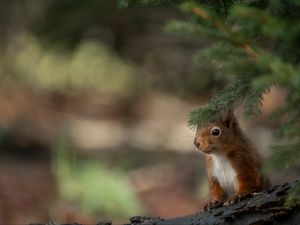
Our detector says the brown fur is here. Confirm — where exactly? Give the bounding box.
[194,110,269,209]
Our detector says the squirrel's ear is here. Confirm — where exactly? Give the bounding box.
[220,109,236,129]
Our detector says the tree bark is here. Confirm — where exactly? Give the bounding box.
[33,177,300,225]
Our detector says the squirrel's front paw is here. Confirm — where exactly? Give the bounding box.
[202,200,223,211]
[224,193,252,206]
[224,195,239,206]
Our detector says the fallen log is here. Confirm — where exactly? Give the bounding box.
[32,177,300,225]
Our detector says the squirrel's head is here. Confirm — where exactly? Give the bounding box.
[194,109,239,154]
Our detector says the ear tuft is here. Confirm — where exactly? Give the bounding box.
[221,109,236,129]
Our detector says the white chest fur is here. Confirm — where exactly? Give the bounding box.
[211,154,237,196]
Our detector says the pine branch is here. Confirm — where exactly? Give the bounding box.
[165,20,227,41]
[184,3,260,59]
[188,75,250,127]
[244,84,270,117]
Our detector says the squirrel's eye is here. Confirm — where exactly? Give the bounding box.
[211,126,221,136]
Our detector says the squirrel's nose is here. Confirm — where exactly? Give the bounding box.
[194,138,200,148]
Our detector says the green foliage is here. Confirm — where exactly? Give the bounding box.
[52,134,143,219]
[188,75,251,127]
[185,2,300,188]
[169,1,300,135]
[0,35,137,95]
[165,20,227,41]
[285,182,300,207]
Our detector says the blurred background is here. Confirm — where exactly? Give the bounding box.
[0,1,298,224]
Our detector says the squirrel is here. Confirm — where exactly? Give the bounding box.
[194,109,269,210]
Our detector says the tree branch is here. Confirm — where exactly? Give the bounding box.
[190,6,259,60]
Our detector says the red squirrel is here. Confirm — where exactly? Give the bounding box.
[194,110,269,210]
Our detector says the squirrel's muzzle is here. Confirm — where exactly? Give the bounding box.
[194,138,200,148]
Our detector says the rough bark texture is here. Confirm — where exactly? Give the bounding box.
[31,177,300,225]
